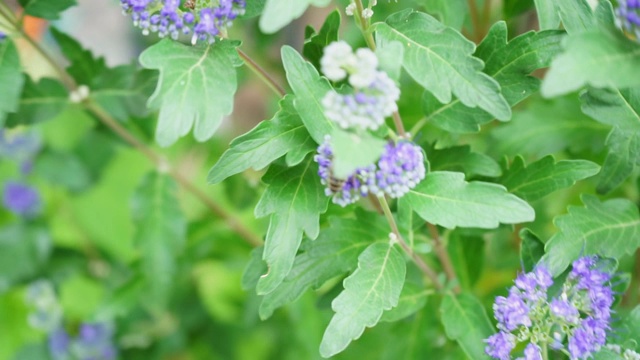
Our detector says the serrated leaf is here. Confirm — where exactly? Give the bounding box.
[375,10,511,121]
[520,228,545,272]
[420,0,468,30]
[500,155,600,201]
[259,0,331,34]
[541,195,640,276]
[303,10,340,71]
[319,242,406,358]
[404,171,534,229]
[6,77,68,126]
[281,45,334,144]
[0,40,24,127]
[534,0,560,29]
[440,293,493,360]
[596,128,640,193]
[380,281,429,323]
[50,27,106,85]
[208,95,315,184]
[91,64,157,122]
[421,22,564,133]
[331,129,386,179]
[131,172,186,306]
[18,0,76,19]
[542,29,640,98]
[139,40,242,146]
[254,157,329,294]
[259,211,388,319]
[427,144,502,177]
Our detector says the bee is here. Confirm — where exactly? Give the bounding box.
[185,0,196,10]
[327,166,346,193]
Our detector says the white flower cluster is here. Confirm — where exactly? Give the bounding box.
[345,0,377,19]
[320,41,400,131]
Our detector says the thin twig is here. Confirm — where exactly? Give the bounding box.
[377,196,443,290]
[236,48,286,98]
[428,223,460,293]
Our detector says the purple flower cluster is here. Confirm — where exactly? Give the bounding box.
[617,0,640,39]
[120,0,246,43]
[1,130,42,217]
[315,136,425,206]
[0,31,6,40]
[485,256,614,360]
[49,323,117,360]
[3,181,40,217]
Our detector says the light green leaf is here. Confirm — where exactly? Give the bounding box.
[422,22,563,133]
[375,40,404,82]
[380,281,429,323]
[0,225,50,289]
[440,293,493,360]
[542,29,640,98]
[520,228,545,272]
[259,0,331,34]
[319,242,406,358]
[254,157,329,294]
[303,10,340,71]
[259,211,387,319]
[139,40,242,146]
[500,155,600,201]
[5,77,68,126]
[331,129,386,179]
[427,144,502,177]
[375,10,511,121]
[244,0,266,17]
[281,45,334,144]
[132,172,186,306]
[593,349,625,360]
[418,0,468,30]
[50,27,106,85]
[0,40,24,127]
[542,195,640,276]
[208,95,315,184]
[18,0,76,20]
[534,0,560,30]
[404,171,535,229]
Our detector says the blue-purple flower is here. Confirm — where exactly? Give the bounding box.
[0,31,6,40]
[48,327,70,360]
[3,181,41,217]
[617,0,640,39]
[485,256,615,359]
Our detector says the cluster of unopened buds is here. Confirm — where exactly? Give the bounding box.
[617,0,640,40]
[120,0,246,44]
[485,256,633,360]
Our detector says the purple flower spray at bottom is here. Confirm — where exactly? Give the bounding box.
[485,256,615,360]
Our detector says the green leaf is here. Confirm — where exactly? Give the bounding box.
[500,155,600,201]
[5,77,68,126]
[208,95,315,184]
[555,0,598,34]
[440,293,493,360]
[504,0,534,18]
[330,129,386,179]
[520,228,545,272]
[281,45,334,144]
[534,0,560,29]
[18,0,76,20]
[131,172,186,306]
[427,144,502,178]
[404,171,535,229]
[375,40,404,82]
[380,281,429,323]
[303,10,340,71]
[91,64,157,122]
[542,29,640,98]
[375,10,511,121]
[244,0,266,17]
[0,40,24,127]
[0,225,50,289]
[593,349,625,360]
[50,27,106,85]
[581,87,640,193]
[254,157,329,294]
[319,242,406,358]
[259,211,388,319]
[259,0,331,34]
[422,22,564,133]
[139,40,242,146]
[448,232,485,289]
[419,0,468,30]
[542,195,640,276]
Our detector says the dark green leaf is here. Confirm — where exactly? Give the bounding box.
[440,293,493,360]
[0,40,24,127]
[500,155,600,201]
[303,10,340,70]
[259,211,387,319]
[254,157,329,294]
[319,242,406,358]
[503,0,534,18]
[18,0,76,20]
[208,95,315,184]
[427,144,502,177]
[131,172,186,306]
[259,0,331,33]
[448,232,485,289]
[421,22,564,133]
[50,27,106,85]
[519,228,545,272]
[542,195,640,275]
[404,171,534,229]
[5,77,68,126]
[281,45,334,144]
[139,39,242,146]
[376,10,511,121]
[0,225,50,289]
[33,150,92,192]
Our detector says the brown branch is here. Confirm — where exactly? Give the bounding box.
[236,48,286,98]
[428,223,460,293]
